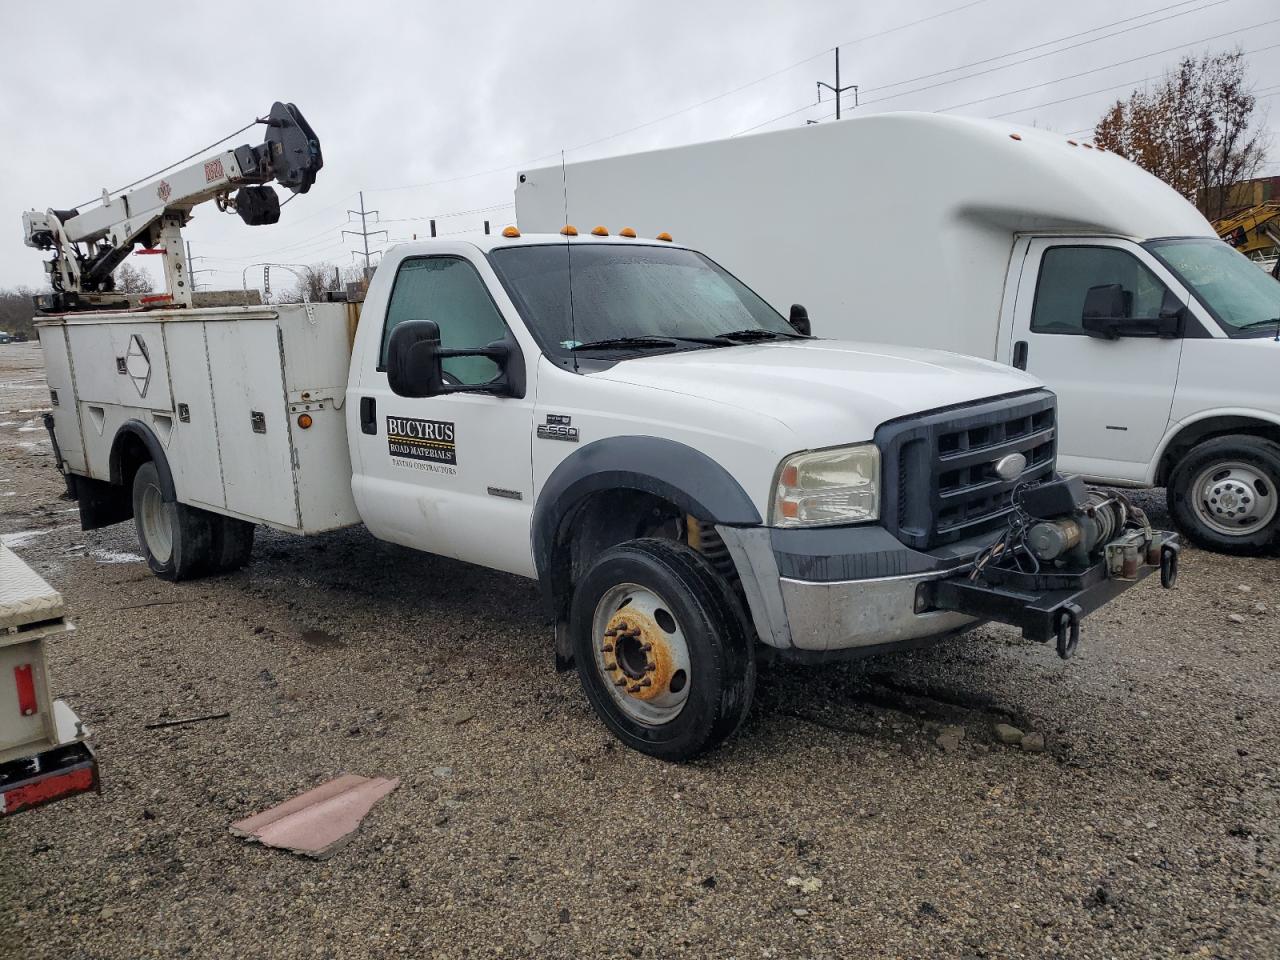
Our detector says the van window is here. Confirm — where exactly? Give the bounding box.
[1031,246,1169,335]
[381,257,507,384]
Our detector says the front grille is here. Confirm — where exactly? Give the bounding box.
[875,390,1057,550]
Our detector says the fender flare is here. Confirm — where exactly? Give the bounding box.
[531,436,762,582]
[1148,407,1280,485]
[109,419,176,502]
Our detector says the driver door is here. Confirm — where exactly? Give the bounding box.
[1004,238,1187,482]
[350,252,537,576]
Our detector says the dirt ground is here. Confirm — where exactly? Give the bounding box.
[1,341,1277,959]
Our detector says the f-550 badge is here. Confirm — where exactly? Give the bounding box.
[537,414,579,443]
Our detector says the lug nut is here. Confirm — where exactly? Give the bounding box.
[639,679,652,688]
[602,643,614,653]
[644,663,655,673]
[641,643,652,652]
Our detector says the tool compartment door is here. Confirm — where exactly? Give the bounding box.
[205,319,300,528]
[163,321,226,510]
[36,325,86,474]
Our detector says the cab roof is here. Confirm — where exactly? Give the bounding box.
[392,231,690,255]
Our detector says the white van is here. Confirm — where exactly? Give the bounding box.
[515,113,1280,555]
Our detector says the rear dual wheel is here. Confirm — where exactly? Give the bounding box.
[571,539,755,761]
[132,462,255,580]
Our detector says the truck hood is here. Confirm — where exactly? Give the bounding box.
[590,339,1045,448]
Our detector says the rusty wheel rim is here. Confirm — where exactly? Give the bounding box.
[591,583,692,726]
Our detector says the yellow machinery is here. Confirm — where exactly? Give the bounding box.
[1215,201,1280,263]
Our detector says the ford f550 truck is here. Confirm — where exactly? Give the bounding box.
[33,231,1181,758]
[24,105,1178,758]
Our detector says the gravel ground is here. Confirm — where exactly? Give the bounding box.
[1,341,1277,959]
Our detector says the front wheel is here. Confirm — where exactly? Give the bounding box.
[1169,435,1280,555]
[570,539,755,761]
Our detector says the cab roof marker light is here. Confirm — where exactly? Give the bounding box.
[619,227,637,238]
[591,226,609,236]
[1009,133,1022,141]
[501,225,521,238]
[560,225,578,236]
[656,231,673,242]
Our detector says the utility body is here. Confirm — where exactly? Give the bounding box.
[28,108,1179,758]
[515,112,1280,555]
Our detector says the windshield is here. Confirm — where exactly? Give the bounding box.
[1145,238,1280,336]
[487,243,794,356]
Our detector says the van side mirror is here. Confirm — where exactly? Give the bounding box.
[386,319,525,398]
[788,303,811,336]
[1081,284,1185,340]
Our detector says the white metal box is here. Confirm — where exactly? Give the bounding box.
[37,304,359,534]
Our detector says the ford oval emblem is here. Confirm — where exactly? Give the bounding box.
[993,452,1027,481]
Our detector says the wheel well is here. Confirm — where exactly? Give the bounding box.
[547,489,685,624]
[110,431,152,495]
[1157,417,1280,486]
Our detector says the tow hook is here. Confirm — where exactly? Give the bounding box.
[1055,603,1082,659]
[1159,541,1180,589]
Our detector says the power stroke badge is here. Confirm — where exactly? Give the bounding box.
[386,416,457,470]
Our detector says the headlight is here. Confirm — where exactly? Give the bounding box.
[771,443,880,527]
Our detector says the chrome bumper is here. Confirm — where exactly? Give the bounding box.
[780,571,977,652]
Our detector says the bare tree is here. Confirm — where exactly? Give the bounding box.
[1094,50,1268,219]
[113,262,155,294]
[277,263,340,304]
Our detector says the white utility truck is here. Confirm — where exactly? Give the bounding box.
[515,112,1280,556]
[1,544,98,816]
[26,105,1179,759]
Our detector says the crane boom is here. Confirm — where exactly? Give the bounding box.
[22,102,321,313]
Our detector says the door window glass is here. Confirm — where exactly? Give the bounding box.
[381,257,507,384]
[1031,246,1169,334]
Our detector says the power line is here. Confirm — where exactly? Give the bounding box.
[731,0,1238,135]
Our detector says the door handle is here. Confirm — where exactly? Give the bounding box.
[359,397,377,435]
[1012,340,1029,370]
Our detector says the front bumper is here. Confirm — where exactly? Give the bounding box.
[718,523,1179,658]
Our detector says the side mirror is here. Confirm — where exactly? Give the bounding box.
[1081,284,1129,339]
[386,319,525,399]
[788,303,811,337]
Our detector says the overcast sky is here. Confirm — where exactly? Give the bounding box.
[2,0,1277,291]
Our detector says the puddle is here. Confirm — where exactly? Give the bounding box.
[1,529,53,549]
[90,549,144,564]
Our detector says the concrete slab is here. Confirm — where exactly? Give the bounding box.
[230,774,399,860]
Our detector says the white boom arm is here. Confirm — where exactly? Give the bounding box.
[22,102,321,312]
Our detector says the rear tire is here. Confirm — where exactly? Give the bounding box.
[131,462,215,581]
[1168,435,1280,556]
[570,538,755,761]
[208,515,256,573]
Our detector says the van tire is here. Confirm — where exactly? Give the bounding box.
[209,515,256,573]
[570,538,755,761]
[1168,435,1280,555]
[131,462,216,581]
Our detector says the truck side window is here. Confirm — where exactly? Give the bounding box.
[381,257,507,384]
[1031,246,1169,335]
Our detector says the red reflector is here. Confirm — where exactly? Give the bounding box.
[134,248,166,255]
[139,294,174,304]
[14,664,36,717]
[1,766,96,816]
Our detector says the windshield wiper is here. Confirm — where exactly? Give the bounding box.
[710,328,804,342]
[1234,317,1280,332]
[569,336,680,352]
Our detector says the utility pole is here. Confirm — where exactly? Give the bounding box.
[816,47,858,120]
[342,191,387,279]
[185,240,212,291]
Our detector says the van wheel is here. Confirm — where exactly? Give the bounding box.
[1169,435,1280,555]
[570,538,755,761]
[209,515,256,573]
[131,462,215,581]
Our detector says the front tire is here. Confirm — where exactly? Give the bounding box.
[1169,435,1280,555]
[131,462,216,580]
[570,539,755,761]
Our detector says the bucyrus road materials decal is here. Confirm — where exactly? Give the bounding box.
[386,416,457,473]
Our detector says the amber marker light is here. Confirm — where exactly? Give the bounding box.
[561,225,579,236]
[502,225,521,237]
[297,413,314,429]
[591,225,609,236]
[656,231,673,241]
[619,227,637,238]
